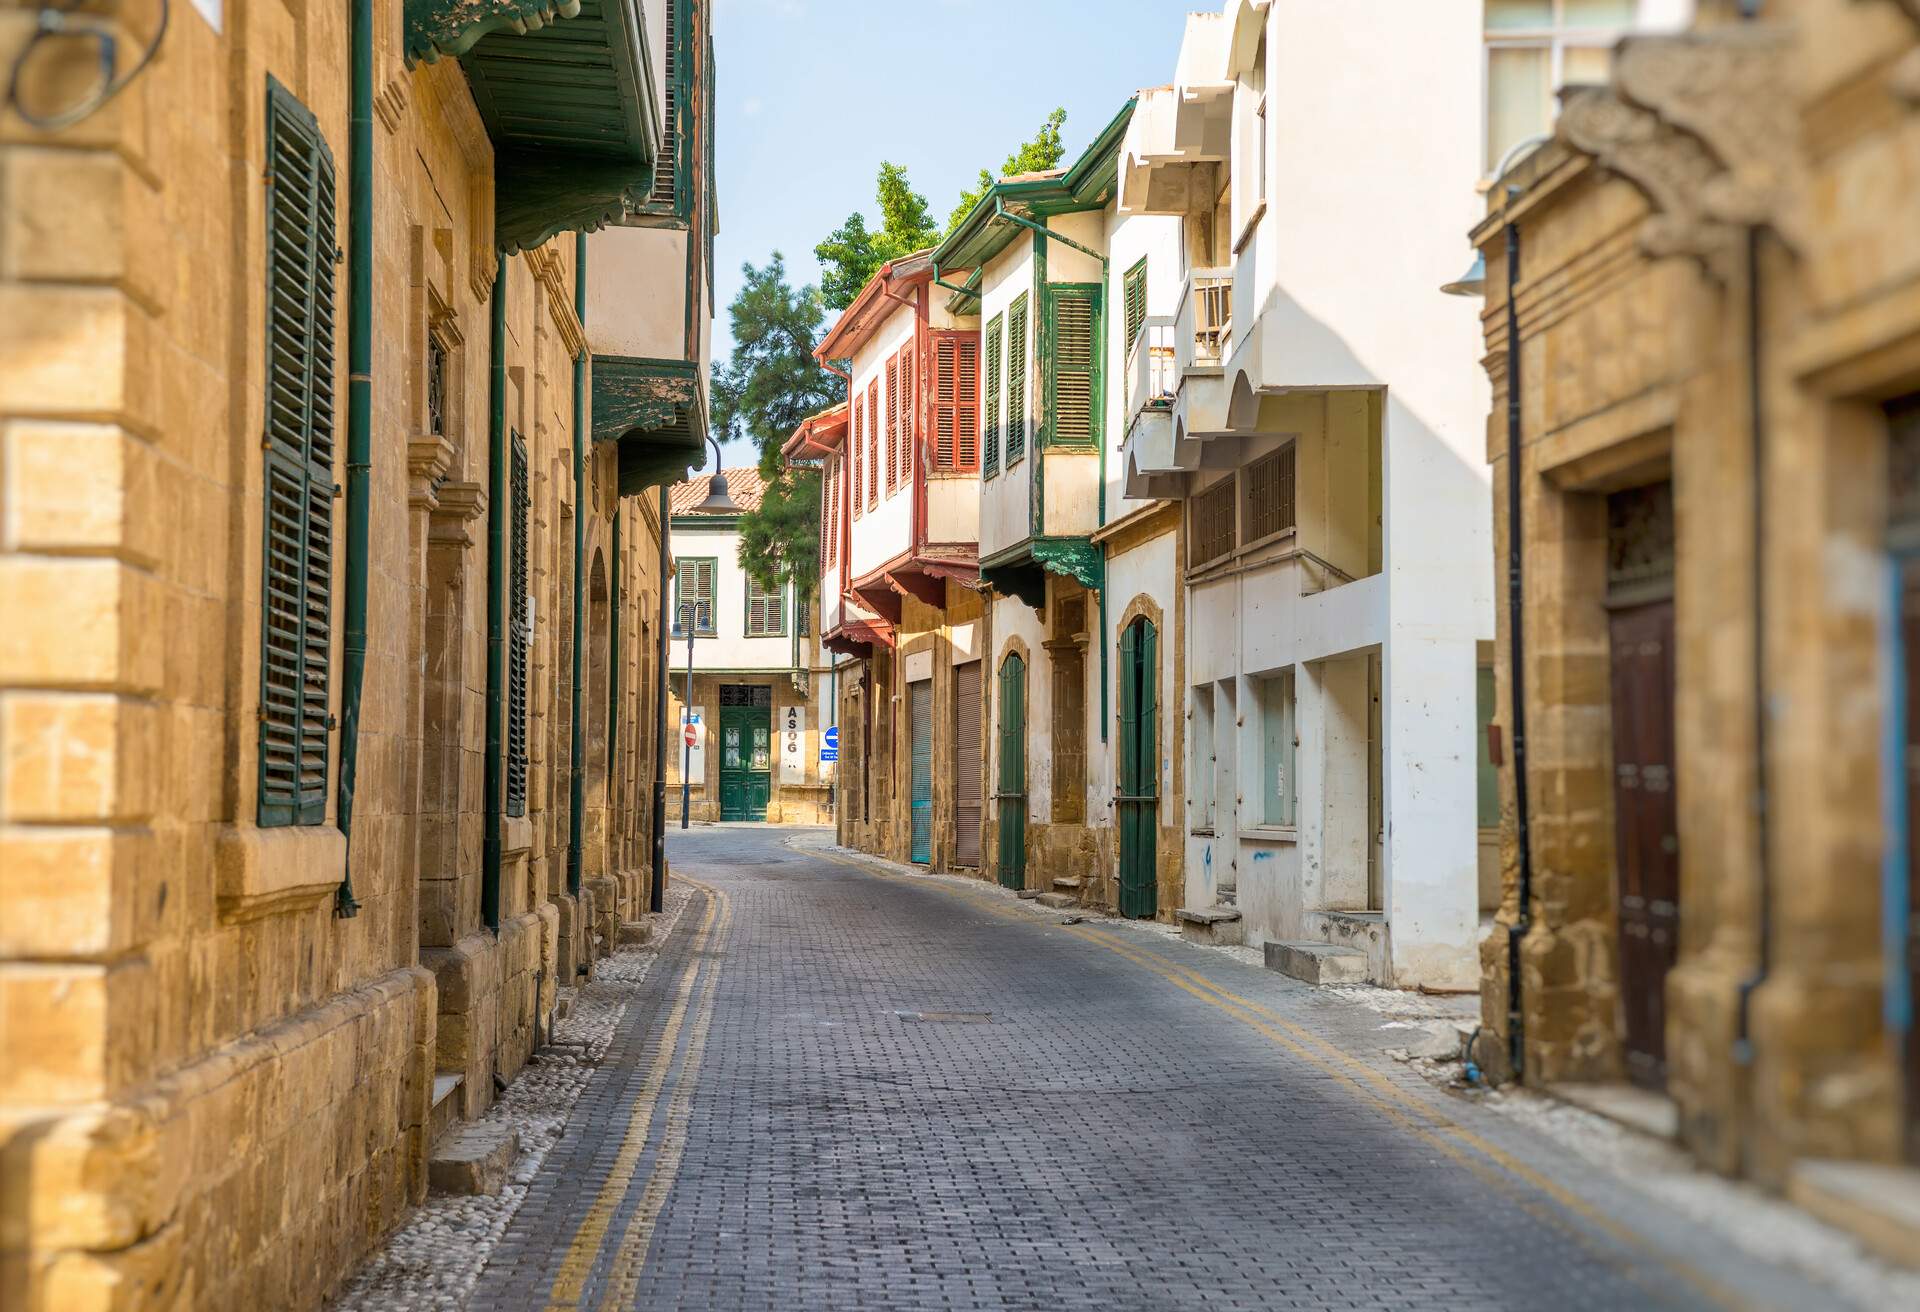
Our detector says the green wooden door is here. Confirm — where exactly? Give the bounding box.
[718,686,771,821]
[997,654,1027,890]
[909,679,933,864]
[1118,619,1158,918]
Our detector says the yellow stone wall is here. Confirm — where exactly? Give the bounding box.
[1472,0,1920,1185]
[0,2,670,1306]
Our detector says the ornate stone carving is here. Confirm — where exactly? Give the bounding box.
[1555,28,1801,279]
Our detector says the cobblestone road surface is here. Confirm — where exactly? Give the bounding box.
[472,826,1858,1311]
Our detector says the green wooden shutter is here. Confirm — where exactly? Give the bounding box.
[1047,286,1100,448]
[1006,295,1028,464]
[507,433,530,818]
[983,313,1003,478]
[1140,620,1157,789]
[1124,258,1148,353]
[1118,622,1139,796]
[258,79,338,829]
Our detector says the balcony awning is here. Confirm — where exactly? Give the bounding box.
[781,402,849,463]
[406,0,660,253]
[592,356,707,496]
[979,536,1103,612]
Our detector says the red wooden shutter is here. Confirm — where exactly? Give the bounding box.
[867,379,880,508]
[885,357,899,492]
[931,332,980,472]
[900,346,915,486]
[852,403,863,517]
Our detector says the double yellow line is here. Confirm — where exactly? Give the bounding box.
[545,878,731,1311]
[814,846,1754,1312]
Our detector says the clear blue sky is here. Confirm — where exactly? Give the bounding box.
[708,0,1200,466]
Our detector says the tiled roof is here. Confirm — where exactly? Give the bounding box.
[669,466,769,517]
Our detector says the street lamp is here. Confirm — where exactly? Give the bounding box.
[693,433,737,513]
[1439,251,1485,298]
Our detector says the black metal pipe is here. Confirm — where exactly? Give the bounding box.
[652,486,669,912]
[1735,224,1772,1065]
[1504,218,1535,1081]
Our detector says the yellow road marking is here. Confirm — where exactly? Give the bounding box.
[813,845,1755,1311]
[544,883,720,1310]
[592,884,731,1309]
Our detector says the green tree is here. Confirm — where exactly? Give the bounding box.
[947,107,1068,234]
[710,253,840,592]
[815,161,941,311]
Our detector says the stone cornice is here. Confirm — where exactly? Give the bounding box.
[525,244,586,358]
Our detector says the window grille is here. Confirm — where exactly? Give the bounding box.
[1243,444,1296,543]
[426,332,446,437]
[1190,475,1236,568]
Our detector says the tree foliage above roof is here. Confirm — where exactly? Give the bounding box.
[815,162,941,312]
[711,253,839,593]
[946,107,1068,235]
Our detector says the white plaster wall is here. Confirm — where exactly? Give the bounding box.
[979,240,1035,559]
[675,523,803,671]
[586,224,688,360]
[925,476,978,546]
[1102,208,1184,523]
[848,303,917,578]
[988,594,1052,823]
[1045,210,1105,286]
[1041,449,1100,538]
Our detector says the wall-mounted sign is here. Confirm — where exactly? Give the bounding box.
[821,724,839,763]
[779,705,805,785]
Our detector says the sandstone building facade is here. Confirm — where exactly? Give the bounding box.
[1468,0,1920,1233]
[0,0,713,1306]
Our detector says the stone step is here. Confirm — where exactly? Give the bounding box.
[428,1072,464,1146]
[1175,906,1244,947]
[618,920,652,947]
[1051,877,1083,892]
[428,1122,520,1198]
[1035,892,1079,910]
[1015,888,1042,900]
[1789,1159,1920,1271]
[1263,940,1369,985]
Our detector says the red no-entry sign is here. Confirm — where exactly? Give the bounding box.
[683,724,697,747]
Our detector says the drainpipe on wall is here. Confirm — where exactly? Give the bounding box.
[1734,223,1773,1069]
[482,253,507,933]
[1503,216,1534,1082]
[567,233,587,898]
[334,0,375,919]
[610,505,622,854]
[652,486,669,913]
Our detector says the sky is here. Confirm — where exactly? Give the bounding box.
[707,0,1204,467]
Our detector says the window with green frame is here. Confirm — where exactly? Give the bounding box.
[1123,258,1148,354]
[745,574,786,637]
[507,434,530,818]
[1258,669,1296,826]
[257,78,338,829]
[1005,293,1029,465]
[983,312,1003,478]
[673,557,717,635]
[1046,285,1101,447]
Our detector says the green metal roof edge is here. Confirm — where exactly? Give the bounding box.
[929,96,1138,274]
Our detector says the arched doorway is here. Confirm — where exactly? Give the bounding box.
[1118,617,1158,918]
[997,652,1027,890]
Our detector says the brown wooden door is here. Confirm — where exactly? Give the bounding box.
[954,662,983,866]
[1609,597,1680,1090]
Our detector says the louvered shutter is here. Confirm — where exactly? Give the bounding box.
[649,0,680,211]
[954,661,983,864]
[899,347,915,486]
[884,357,899,492]
[1049,287,1099,447]
[1006,295,1028,464]
[1123,259,1148,353]
[258,80,337,828]
[851,402,863,517]
[867,380,880,508]
[931,333,980,472]
[983,315,1002,478]
[1119,621,1139,796]
[507,433,530,817]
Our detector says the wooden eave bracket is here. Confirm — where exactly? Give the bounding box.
[405,0,585,65]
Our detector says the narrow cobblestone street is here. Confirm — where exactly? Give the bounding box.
[457,827,1859,1311]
